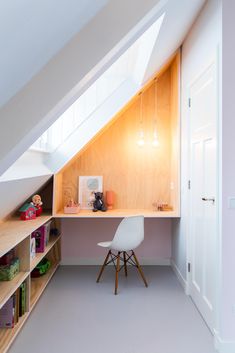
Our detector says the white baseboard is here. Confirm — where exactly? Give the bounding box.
[61,257,171,266]
[214,331,235,353]
[170,259,187,292]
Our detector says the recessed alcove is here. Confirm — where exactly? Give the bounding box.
[53,53,180,218]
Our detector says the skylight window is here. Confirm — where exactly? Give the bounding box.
[31,13,165,153]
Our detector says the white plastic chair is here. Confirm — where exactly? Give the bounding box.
[96,215,148,294]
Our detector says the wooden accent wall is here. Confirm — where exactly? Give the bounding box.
[54,54,180,214]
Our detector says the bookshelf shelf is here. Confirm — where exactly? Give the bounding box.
[30,263,59,309]
[0,313,29,353]
[0,272,30,310]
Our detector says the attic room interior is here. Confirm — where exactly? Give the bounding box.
[0,0,234,352]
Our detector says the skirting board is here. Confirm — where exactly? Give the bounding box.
[61,257,171,266]
[214,331,235,353]
[171,259,187,292]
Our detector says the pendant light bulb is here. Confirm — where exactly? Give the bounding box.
[137,129,145,147]
[152,129,159,147]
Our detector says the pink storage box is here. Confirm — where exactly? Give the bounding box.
[64,205,80,214]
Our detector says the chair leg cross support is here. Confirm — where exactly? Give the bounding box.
[96,250,148,294]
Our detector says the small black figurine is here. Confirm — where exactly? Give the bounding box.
[93,192,107,212]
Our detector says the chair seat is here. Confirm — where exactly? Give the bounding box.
[97,241,112,248]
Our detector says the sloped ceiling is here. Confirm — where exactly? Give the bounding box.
[0,0,108,107]
[143,0,206,82]
[0,0,166,176]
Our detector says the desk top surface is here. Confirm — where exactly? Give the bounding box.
[55,209,180,218]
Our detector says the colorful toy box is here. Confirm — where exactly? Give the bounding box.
[19,203,37,221]
[0,258,20,281]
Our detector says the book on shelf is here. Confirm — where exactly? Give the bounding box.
[30,237,36,259]
[0,281,27,329]
[19,282,26,317]
[15,289,20,324]
[0,296,14,328]
[31,220,52,253]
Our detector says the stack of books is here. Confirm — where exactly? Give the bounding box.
[31,220,51,253]
[0,281,27,328]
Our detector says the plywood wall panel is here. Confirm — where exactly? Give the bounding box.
[61,65,174,211]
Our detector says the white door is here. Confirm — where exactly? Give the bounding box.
[188,62,217,332]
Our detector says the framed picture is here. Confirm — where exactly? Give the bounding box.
[78,176,103,209]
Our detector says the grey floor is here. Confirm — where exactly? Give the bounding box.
[9,266,217,353]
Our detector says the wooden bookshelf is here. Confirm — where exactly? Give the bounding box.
[0,214,61,353]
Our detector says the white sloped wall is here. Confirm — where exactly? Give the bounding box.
[0,0,165,176]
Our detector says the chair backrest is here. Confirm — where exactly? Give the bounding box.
[110,215,144,251]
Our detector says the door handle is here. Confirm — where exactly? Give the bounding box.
[202,197,215,204]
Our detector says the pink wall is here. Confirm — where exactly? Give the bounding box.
[61,218,172,264]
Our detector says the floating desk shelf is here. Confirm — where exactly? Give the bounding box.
[54,209,180,218]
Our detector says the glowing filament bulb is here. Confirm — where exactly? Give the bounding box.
[137,129,145,147]
[152,129,159,147]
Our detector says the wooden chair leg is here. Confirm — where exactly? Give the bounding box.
[132,251,148,287]
[96,250,111,283]
[115,252,121,295]
[123,251,128,277]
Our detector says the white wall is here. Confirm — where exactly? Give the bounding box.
[218,0,235,349]
[0,150,52,182]
[171,0,221,282]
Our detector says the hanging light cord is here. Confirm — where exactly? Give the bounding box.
[137,92,145,147]
[153,78,159,147]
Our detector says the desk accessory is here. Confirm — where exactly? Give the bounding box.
[19,203,37,220]
[31,194,43,216]
[64,199,80,214]
[106,190,115,210]
[93,192,107,212]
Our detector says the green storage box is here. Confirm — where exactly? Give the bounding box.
[0,258,20,281]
